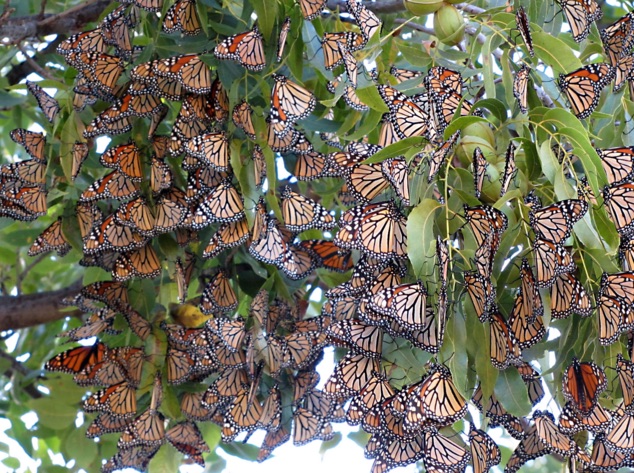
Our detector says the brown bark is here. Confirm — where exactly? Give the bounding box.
[0,280,83,332]
[0,0,111,43]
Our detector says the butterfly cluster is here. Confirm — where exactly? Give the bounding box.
[5,0,634,472]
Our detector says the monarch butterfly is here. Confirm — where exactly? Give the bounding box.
[79,280,129,310]
[617,353,634,409]
[25,81,60,123]
[154,54,213,94]
[613,55,634,92]
[336,41,358,88]
[87,413,132,438]
[505,423,548,473]
[346,372,395,425]
[422,427,470,472]
[83,381,137,417]
[200,271,238,315]
[605,410,634,452]
[597,146,634,187]
[186,132,229,171]
[298,240,353,273]
[118,408,166,449]
[516,362,545,406]
[192,180,245,228]
[515,6,534,57]
[426,66,463,97]
[529,199,588,244]
[321,32,365,69]
[550,272,593,319]
[326,320,383,358]
[10,128,45,161]
[597,292,633,345]
[404,364,467,430]
[513,65,530,114]
[166,422,209,466]
[271,74,316,124]
[508,287,545,351]
[381,157,410,206]
[601,12,634,66]
[298,0,326,20]
[100,143,142,181]
[469,424,501,473]
[464,270,496,322]
[203,217,250,259]
[281,186,335,232]
[603,182,634,237]
[430,89,476,133]
[258,424,291,462]
[500,142,517,197]
[57,28,107,57]
[179,391,213,422]
[274,17,292,63]
[558,63,615,119]
[28,218,70,257]
[102,446,160,473]
[369,281,427,330]
[563,358,607,415]
[214,25,265,72]
[343,162,390,203]
[349,0,382,41]
[71,51,125,97]
[590,433,629,471]
[45,342,107,374]
[489,310,522,370]
[84,114,132,138]
[558,0,602,43]
[358,202,408,260]
[464,204,508,255]
[83,215,146,255]
[250,215,289,266]
[113,243,162,282]
[472,384,526,441]
[559,400,612,435]
[533,238,575,288]
[59,310,116,342]
[378,86,430,141]
[533,410,576,457]
[323,353,379,400]
[292,407,333,446]
[100,6,135,59]
[120,0,163,12]
[207,317,246,353]
[163,0,201,36]
[326,77,369,111]
[232,101,256,140]
[427,131,460,182]
[473,147,488,199]
[221,383,264,442]
[68,141,89,181]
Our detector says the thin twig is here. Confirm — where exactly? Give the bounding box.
[15,253,48,295]
[0,350,29,376]
[16,44,55,80]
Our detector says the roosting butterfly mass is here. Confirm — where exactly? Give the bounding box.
[6,0,634,472]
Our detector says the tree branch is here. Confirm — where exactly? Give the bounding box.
[0,0,111,44]
[0,280,83,332]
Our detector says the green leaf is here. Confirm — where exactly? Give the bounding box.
[64,427,97,467]
[407,199,442,279]
[251,1,278,43]
[495,368,532,418]
[26,398,77,430]
[1,457,20,469]
[354,86,389,113]
[363,136,426,164]
[532,31,582,73]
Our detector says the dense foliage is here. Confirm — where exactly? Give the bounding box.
[4,0,634,472]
